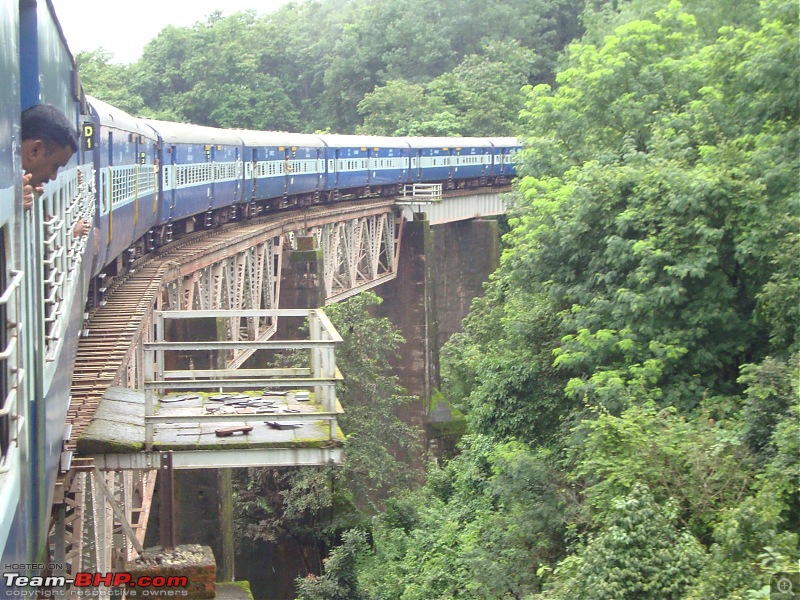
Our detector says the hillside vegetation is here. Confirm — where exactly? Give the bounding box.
[77,0,580,135]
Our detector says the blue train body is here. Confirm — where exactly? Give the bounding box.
[88,97,159,272]
[3,0,96,582]
[0,0,521,587]
[236,130,325,208]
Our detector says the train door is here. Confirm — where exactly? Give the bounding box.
[334,147,342,191]
[250,147,258,201]
[166,145,177,221]
[315,147,324,196]
[234,146,242,204]
[151,143,159,221]
[133,135,142,228]
[83,114,107,276]
[205,144,215,211]
[283,146,293,196]
[366,147,374,191]
[104,131,113,247]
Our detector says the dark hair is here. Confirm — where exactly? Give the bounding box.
[21,104,79,152]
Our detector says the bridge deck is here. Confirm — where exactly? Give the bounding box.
[78,387,344,469]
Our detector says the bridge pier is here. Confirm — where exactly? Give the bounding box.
[378,214,501,455]
[169,469,234,581]
[433,218,500,348]
[377,213,440,457]
[277,237,326,335]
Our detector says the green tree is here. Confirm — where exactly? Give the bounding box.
[296,529,371,600]
[510,1,798,412]
[76,49,146,115]
[441,279,570,446]
[428,42,544,136]
[542,484,707,599]
[582,0,761,44]
[570,403,754,539]
[335,437,575,599]
[356,81,451,136]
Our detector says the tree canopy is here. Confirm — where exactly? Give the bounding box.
[77,0,580,133]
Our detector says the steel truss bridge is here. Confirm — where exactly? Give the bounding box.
[50,188,509,582]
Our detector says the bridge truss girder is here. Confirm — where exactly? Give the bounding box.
[163,237,283,369]
[311,210,399,303]
[53,201,403,580]
[51,466,156,585]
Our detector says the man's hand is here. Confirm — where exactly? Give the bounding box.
[73,218,87,238]
[22,172,44,211]
[22,172,34,210]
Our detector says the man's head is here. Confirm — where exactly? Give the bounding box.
[21,104,79,187]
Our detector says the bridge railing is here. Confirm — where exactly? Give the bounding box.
[399,183,442,202]
[143,309,343,448]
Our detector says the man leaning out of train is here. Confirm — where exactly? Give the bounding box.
[20,103,85,236]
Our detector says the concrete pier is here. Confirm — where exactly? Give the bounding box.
[378,214,500,453]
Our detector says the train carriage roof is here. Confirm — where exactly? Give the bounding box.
[236,129,325,148]
[316,134,412,149]
[142,119,244,146]
[87,96,157,139]
[404,136,495,149]
[487,137,521,148]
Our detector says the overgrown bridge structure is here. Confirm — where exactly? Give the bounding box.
[52,186,509,583]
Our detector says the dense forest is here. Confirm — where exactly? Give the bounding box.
[77,0,581,135]
[79,0,799,597]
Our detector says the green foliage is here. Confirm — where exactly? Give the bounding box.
[76,50,147,115]
[542,484,707,599]
[582,0,761,43]
[358,40,547,136]
[686,398,800,599]
[356,81,452,136]
[510,0,799,413]
[80,0,583,133]
[431,42,545,136]
[739,355,799,462]
[570,403,754,539]
[296,529,371,600]
[352,436,573,599]
[132,13,302,128]
[441,278,570,446]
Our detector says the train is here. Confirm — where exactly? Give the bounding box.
[0,0,519,587]
[86,98,518,292]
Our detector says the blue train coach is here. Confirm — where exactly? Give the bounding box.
[87,96,159,276]
[144,119,245,229]
[238,129,325,209]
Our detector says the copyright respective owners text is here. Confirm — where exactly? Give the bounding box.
[773,572,800,599]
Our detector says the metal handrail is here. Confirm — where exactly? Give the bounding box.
[0,270,22,306]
